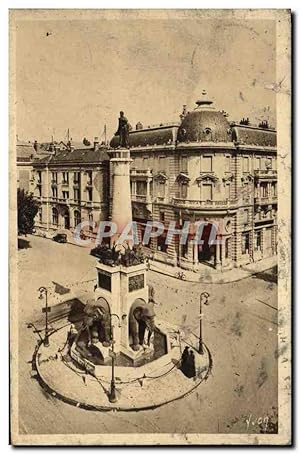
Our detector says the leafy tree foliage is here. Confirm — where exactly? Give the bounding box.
[17,189,39,235]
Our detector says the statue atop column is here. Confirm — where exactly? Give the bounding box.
[115,111,130,148]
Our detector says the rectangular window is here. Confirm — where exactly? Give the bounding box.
[62,172,69,184]
[181,183,188,199]
[159,156,166,173]
[52,187,58,198]
[181,155,188,173]
[202,156,212,172]
[74,188,80,201]
[255,231,261,251]
[225,183,230,200]
[158,182,165,198]
[87,171,93,184]
[140,225,151,248]
[243,157,249,172]
[159,211,165,222]
[243,209,249,225]
[87,188,93,201]
[225,155,231,172]
[37,171,42,183]
[136,181,147,196]
[157,235,168,253]
[181,242,188,259]
[262,183,268,197]
[242,233,250,255]
[51,172,57,182]
[74,172,80,183]
[255,157,261,170]
[272,183,277,196]
[202,183,212,200]
[143,157,149,169]
[62,191,69,200]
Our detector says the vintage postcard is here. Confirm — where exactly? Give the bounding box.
[10,9,291,445]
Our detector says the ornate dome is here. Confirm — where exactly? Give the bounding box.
[177,90,232,143]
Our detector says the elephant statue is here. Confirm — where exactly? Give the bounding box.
[129,300,156,351]
[75,298,111,359]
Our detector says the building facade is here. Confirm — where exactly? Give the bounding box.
[32,138,109,237]
[110,92,277,271]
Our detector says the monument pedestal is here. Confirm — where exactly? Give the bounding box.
[94,261,150,355]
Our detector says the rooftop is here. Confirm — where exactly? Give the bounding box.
[34,147,109,166]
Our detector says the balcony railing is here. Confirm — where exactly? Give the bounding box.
[130,169,153,178]
[254,195,277,205]
[131,194,152,203]
[254,169,277,179]
[172,198,238,208]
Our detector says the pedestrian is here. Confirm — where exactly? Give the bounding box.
[185,350,196,378]
[180,346,190,375]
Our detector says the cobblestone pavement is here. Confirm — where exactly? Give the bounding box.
[17,235,278,435]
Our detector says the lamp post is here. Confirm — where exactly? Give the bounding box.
[198,292,209,355]
[108,313,126,403]
[38,286,50,347]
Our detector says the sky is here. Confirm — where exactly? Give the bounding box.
[14,12,276,143]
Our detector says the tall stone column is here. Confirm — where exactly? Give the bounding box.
[108,148,133,245]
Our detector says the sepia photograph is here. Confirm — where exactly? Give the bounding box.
[9,8,291,445]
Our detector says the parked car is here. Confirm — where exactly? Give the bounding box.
[53,233,67,244]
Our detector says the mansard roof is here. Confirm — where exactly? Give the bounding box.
[231,124,276,147]
[33,147,109,166]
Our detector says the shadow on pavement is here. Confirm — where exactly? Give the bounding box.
[251,265,278,284]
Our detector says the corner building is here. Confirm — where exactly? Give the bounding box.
[110,92,277,272]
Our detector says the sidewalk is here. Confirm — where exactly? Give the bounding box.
[149,256,277,284]
[33,325,211,412]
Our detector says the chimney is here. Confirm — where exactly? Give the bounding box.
[94,136,99,150]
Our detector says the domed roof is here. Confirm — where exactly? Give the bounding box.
[177,91,232,143]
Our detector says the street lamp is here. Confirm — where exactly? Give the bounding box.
[198,292,210,355]
[38,286,50,347]
[108,313,126,403]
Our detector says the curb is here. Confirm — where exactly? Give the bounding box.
[148,259,277,285]
[32,334,212,413]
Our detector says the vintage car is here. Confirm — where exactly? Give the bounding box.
[52,233,67,244]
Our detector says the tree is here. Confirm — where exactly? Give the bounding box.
[17,189,39,235]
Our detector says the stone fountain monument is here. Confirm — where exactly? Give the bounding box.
[33,111,211,411]
[70,113,174,372]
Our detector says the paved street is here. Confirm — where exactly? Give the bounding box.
[17,235,278,435]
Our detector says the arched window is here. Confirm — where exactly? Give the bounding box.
[74,210,81,227]
[52,208,58,225]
